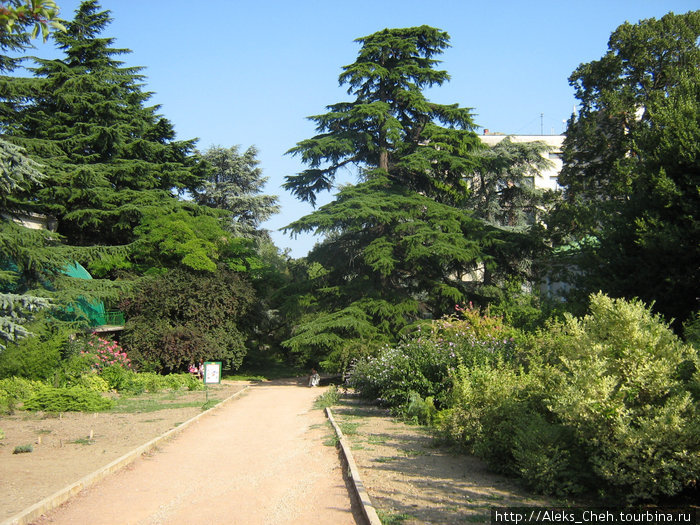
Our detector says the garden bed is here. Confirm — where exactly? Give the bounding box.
[0,381,249,521]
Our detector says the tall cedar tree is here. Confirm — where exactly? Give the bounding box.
[3,0,206,247]
[552,11,700,327]
[195,145,280,238]
[281,27,491,369]
[1,0,89,348]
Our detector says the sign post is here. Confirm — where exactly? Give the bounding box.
[203,361,222,402]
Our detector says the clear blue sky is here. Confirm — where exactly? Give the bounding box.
[26,0,699,257]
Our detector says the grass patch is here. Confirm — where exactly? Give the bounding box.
[376,510,414,524]
[367,435,387,445]
[201,399,219,411]
[70,437,94,445]
[13,444,33,454]
[323,435,339,447]
[313,385,340,409]
[36,429,52,435]
[339,421,360,435]
[374,456,397,463]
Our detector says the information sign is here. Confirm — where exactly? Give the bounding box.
[203,361,222,384]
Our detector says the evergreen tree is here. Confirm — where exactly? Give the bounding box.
[1,0,62,348]
[195,145,279,238]
[552,11,700,327]
[3,0,206,247]
[467,138,558,297]
[282,26,490,369]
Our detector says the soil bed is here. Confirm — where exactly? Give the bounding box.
[0,380,248,521]
[330,395,558,524]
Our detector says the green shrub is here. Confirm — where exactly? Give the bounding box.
[542,293,700,501]
[403,392,437,425]
[349,307,517,409]
[511,412,588,496]
[124,372,202,394]
[0,377,44,414]
[0,324,67,380]
[99,364,137,392]
[436,363,544,473]
[74,373,110,392]
[54,353,96,388]
[22,385,114,412]
[313,385,340,409]
[120,269,254,373]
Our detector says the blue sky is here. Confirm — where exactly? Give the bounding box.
[26,0,699,257]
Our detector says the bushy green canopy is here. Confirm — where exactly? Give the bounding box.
[552,10,700,326]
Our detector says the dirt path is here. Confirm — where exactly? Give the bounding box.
[32,380,361,525]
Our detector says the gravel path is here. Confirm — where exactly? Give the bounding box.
[33,380,361,525]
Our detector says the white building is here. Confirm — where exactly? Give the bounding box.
[479,133,565,191]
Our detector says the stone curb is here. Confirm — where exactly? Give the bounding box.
[326,407,382,525]
[2,385,250,525]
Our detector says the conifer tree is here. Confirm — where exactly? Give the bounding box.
[282,26,490,369]
[195,145,279,238]
[1,0,62,348]
[4,0,206,247]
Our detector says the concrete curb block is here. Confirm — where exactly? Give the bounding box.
[326,407,382,525]
[2,385,250,525]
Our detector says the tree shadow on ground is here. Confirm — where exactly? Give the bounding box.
[332,396,554,524]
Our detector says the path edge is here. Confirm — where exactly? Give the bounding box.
[2,385,250,525]
[326,407,382,525]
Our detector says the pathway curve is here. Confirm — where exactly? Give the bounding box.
[33,380,361,525]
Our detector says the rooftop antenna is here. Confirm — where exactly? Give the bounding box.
[540,113,544,135]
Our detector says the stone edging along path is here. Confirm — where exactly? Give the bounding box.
[326,407,382,525]
[1,386,251,525]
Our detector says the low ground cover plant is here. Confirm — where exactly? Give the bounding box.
[1,330,204,413]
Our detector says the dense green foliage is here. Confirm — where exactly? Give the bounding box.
[195,145,279,238]
[119,268,255,373]
[22,384,114,411]
[352,293,700,502]
[550,11,700,328]
[1,5,697,503]
[1,1,268,379]
[282,27,498,369]
[3,0,205,247]
[349,306,516,408]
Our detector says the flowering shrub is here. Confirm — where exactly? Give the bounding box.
[349,305,517,408]
[80,334,132,372]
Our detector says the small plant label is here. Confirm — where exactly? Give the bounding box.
[203,362,221,384]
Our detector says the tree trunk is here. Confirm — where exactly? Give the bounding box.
[379,149,389,172]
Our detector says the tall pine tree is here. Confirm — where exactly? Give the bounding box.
[281,27,491,369]
[195,145,279,238]
[3,0,206,247]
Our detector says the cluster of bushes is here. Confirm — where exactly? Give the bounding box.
[0,332,203,414]
[119,268,254,373]
[349,304,515,409]
[349,293,700,503]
